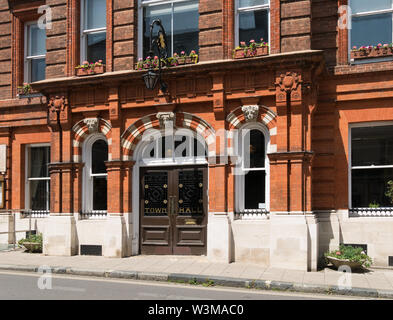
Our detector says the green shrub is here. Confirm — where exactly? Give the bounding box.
[324,244,373,268]
[18,233,43,253]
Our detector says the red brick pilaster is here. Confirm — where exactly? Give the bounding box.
[122,161,135,214]
[271,70,314,214]
[106,160,123,215]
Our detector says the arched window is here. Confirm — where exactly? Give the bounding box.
[83,134,108,216]
[236,124,269,213]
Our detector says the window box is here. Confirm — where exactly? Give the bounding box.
[233,41,269,59]
[351,46,393,61]
[75,64,106,76]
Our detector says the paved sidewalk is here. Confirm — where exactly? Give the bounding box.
[1,249,393,298]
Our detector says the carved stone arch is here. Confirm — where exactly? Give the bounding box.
[72,118,112,162]
[226,105,278,154]
[121,112,216,161]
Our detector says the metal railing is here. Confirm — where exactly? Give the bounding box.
[80,210,107,220]
[349,207,393,217]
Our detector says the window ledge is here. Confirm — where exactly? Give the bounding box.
[335,59,393,75]
[349,208,393,217]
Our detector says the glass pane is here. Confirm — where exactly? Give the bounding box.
[93,176,107,210]
[87,32,106,62]
[86,0,106,30]
[351,14,392,48]
[243,129,265,168]
[352,168,393,207]
[239,9,269,44]
[143,4,172,58]
[352,125,393,166]
[178,169,203,215]
[30,180,49,211]
[239,0,269,8]
[31,58,46,82]
[30,146,50,178]
[173,0,199,55]
[143,172,168,216]
[28,24,46,56]
[92,139,108,174]
[245,170,266,209]
[351,0,392,14]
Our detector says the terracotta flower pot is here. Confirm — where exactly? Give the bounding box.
[185,56,192,64]
[177,57,186,65]
[256,46,269,56]
[75,64,106,76]
[233,48,246,59]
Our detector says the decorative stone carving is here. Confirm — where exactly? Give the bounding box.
[83,118,99,133]
[241,105,259,122]
[156,112,175,129]
[48,95,68,114]
[276,72,302,93]
[48,95,69,129]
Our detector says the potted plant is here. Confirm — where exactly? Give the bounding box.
[177,51,187,65]
[17,83,32,96]
[189,50,198,64]
[256,38,269,56]
[233,41,247,59]
[75,60,105,76]
[324,244,373,270]
[18,233,43,253]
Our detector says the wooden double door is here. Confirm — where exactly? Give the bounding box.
[140,165,207,255]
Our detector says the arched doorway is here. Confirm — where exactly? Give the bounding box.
[133,128,209,255]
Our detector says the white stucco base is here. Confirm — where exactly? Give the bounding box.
[103,215,126,257]
[207,212,232,263]
[269,214,318,271]
[43,215,78,256]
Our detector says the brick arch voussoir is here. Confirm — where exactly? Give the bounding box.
[72,118,113,162]
[121,112,216,161]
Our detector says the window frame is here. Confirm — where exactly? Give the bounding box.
[24,21,46,83]
[82,133,108,214]
[80,0,107,63]
[234,0,271,49]
[235,122,270,213]
[138,0,199,59]
[348,0,393,63]
[25,144,51,213]
[348,121,393,209]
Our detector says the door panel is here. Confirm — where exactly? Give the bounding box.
[140,170,172,254]
[140,166,207,255]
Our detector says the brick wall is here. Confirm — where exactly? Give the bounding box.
[113,0,135,71]
[0,0,11,99]
[46,0,67,79]
[281,0,311,52]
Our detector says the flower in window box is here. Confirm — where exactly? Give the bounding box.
[177,51,186,65]
[17,83,32,96]
[189,50,198,64]
[75,60,106,76]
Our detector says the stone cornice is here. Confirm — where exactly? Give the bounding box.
[31,50,325,93]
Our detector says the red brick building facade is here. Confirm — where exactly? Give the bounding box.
[1,0,393,270]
